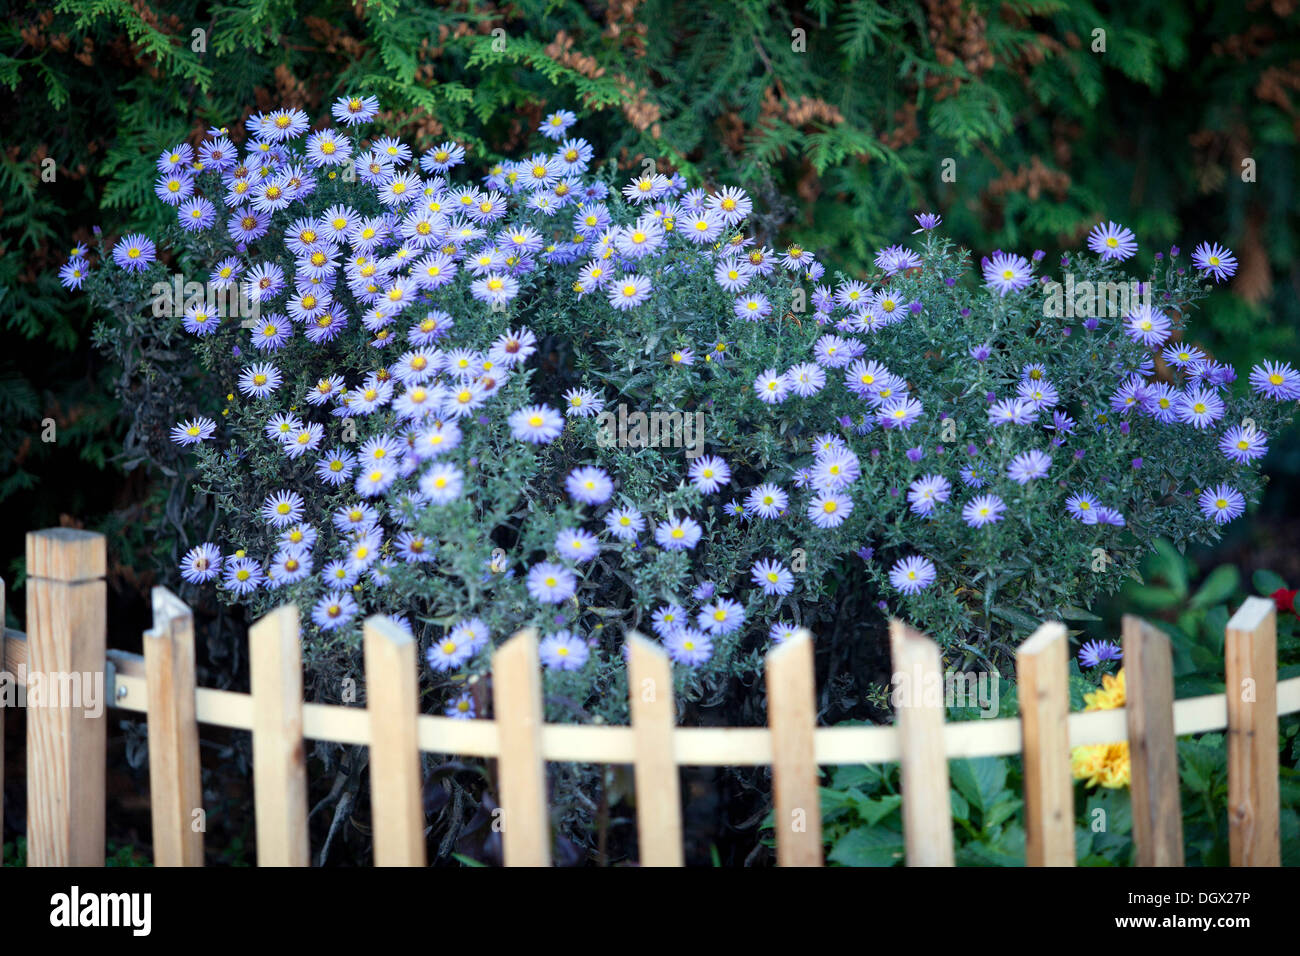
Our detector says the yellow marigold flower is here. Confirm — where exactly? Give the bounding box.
[1071,668,1131,789]
[1084,669,1126,711]
[1072,742,1131,789]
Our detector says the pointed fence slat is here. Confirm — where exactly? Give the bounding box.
[1225,597,1280,866]
[143,587,205,866]
[1016,621,1075,866]
[766,630,823,866]
[250,603,310,866]
[626,633,683,866]
[889,619,954,866]
[1123,615,1184,866]
[24,529,107,866]
[492,629,550,866]
[364,616,427,866]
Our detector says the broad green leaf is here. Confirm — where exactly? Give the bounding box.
[1189,565,1240,610]
[828,826,904,867]
[950,756,1007,814]
[1253,569,1288,595]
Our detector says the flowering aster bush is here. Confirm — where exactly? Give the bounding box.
[64,100,1298,722]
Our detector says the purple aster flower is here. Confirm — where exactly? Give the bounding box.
[906,474,951,516]
[889,555,937,595]
[698,597,745,634]
[983,252,1034,295]
[1191,242,1237,282]
[604,506,645,541]
[445,693,475,720]
[1095,507,1126,527]
[961,494,1005,528]
[689,455,732,494]
[1087,221,1138,261]
[1078,640,1122,668]
[112,233,156,273]
[651,604,687,637]
[878,396,924,430]
[745,483,788,519]
[608,274,653,310]
[1007,450,1052,484]
[556,527,600,563]
[664,627,713,666]
[222,556,264,596]
[988,398,1038,426]
[1175,386,1226,429]
[1124,305,1172,347]
[655,516,703,550]
[58,258,90,289]
[539,631,590,670]
[540,109,578,140]
[1065,492,1101,524]
[567,466,614,505]
[308,590,357,632]
[912,212,942,232]
[509,404,564,444]
[1218,424,1268,463]
[526,562,578,604]
[177,197,217,232]
[426,629,475,672]
[180,542,222,583]
[171,416,218,446]
[1198,484,1245,524]
[807,492,853,528]
[751,559,795,597]
[332,93,381,126]
[1249,361,1300,401]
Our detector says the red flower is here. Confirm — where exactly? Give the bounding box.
[1271,588,1298,616]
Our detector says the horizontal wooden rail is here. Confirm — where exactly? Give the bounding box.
[7,632,1298,766]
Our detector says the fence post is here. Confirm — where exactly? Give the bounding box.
[889,619,954,866]
[363,615,426,867]
[249,604,309,866]
[143,586,205,866]
[626,633,684,866]
[1225,597,1280,866]
[1122,615,1184,866]
[766,630,823,866]
[1016,621,1075,866]
[25,528,107,866]
[492,629,550,866]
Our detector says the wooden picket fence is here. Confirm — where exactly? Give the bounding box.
[3,527,1298,867]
